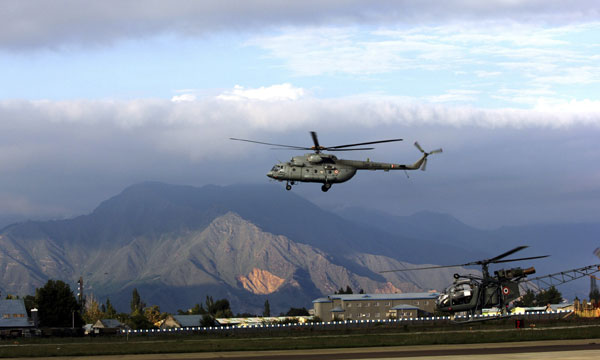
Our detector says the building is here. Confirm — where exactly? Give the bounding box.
[160,314,203,329]
[0,299,32,337]
[216,316,313,327]
[92,319,128,334]
[312,293,439,321]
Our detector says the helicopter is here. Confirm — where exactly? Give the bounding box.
[381,246,550,320]
[230,131,442,192]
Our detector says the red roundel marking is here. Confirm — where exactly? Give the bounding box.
[334,170,339,174]
[502,287,510,295]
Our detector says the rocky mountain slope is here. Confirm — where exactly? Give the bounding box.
[0,183,466,313]
[1,182,596,313]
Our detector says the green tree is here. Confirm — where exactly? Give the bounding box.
[515,289,536,307]
[200,313,215,327]
[590,289,600,303]
[535,286,562,305]
[144,305,162,325]
[263,299,271,317]
[126,311,154,330]
[130,288,145,315]
[285,307,309,316]
[23,295,36,317]
[35,279,82,327]
[186,303,206,315]
[105,298,117,318]
[83,294,103,324]
[204,296,233,318]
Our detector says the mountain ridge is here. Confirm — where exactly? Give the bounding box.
[1,182,597,313]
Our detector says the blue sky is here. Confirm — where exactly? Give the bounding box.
[4,21,600,108]
[1,1,600,228]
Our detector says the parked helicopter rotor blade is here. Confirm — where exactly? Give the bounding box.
[421,158,428,171]
[429,148,443,154]
[380,263,468,273]
[492,255,550,264]
[230,138,308,150]
[328,138,403,149]
[485,246,529,264]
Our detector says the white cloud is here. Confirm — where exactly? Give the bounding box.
[3,1,600,51]
[217,84,306,101]
[171,94,197,102]
[1,96,599,226]
[426,90,480,103]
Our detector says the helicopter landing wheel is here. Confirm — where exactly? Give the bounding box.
[286,184,292,191]
[321,183,331,192]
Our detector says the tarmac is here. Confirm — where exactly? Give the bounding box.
[6,339,600,360]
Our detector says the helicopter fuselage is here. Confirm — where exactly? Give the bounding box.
[266,152,426,189]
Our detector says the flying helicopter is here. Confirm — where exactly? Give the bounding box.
[382,246,600,322]
[230,131,442,192]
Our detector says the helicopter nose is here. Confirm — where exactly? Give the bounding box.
[267,171,274,178]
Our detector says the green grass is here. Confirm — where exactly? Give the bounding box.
[1,319,600,358]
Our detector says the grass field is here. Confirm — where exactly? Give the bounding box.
[1,318,600,358]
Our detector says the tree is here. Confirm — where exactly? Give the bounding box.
[105,298,117,318]
[126,311,154,330]
[35,279,82,327]
[335,286,354,295]
[263,299,271,317]
[200,313,215,327]
[130,288,145,315]
[285,307,309,316]
[536,286,562,305]
[204,296,233,318]
[514,289,536,307]
[515,287,562,307]
[144,305,162,325]
[23,295,36,317]
[590,289,600,303]
[590,276,600,303]
[83,294,103,324]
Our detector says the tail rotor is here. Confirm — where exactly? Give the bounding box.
[414,142,443,171]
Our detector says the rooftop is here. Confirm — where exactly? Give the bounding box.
[0,299,31,328]
[313,292,439,303]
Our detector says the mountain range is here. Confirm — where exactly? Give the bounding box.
[0,182,598,314]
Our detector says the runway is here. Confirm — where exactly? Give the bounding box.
[8,339,600,360]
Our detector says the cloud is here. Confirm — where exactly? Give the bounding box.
[171,94,197,102]
[0,95,599,227]
[2,1,600,51]
[426,90,480,103]
[217,84,306,101]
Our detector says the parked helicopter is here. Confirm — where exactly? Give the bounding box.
[381,246,550,320]
[230,131,442,192]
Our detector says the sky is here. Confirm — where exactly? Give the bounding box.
[1,0,600,229]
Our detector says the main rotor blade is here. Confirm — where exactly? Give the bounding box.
[310,131,321,149]
[380,263,469,273]
[329,138,403,149]
[492,255,550,264]
[325,147,375,151]
[429,148,443,154]
[487,246,529,264]
[230,138,308,150]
